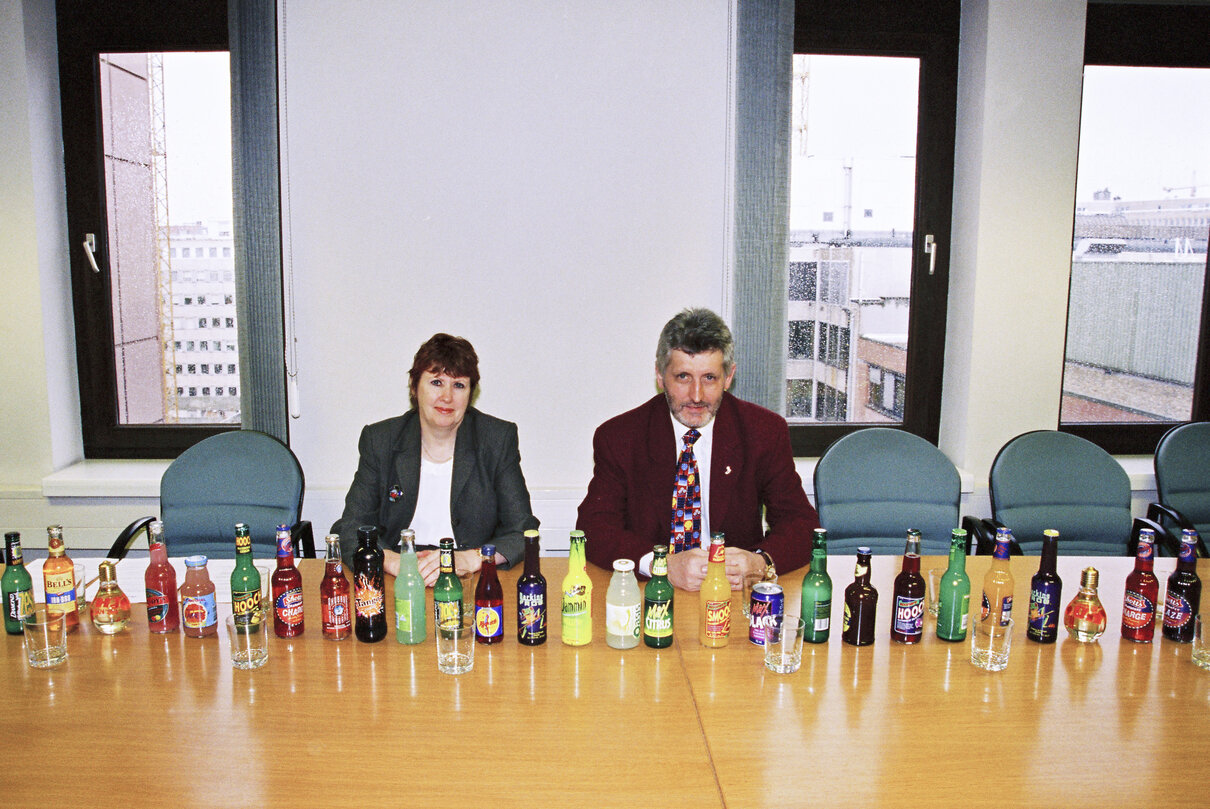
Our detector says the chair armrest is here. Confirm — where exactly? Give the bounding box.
[291,520,316,558]
[1146,505,1208,557]
[107,516,157,561]
[962,515,1003,555]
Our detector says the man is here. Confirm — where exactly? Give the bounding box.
[577,308,819,591]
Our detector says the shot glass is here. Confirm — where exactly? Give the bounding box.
[23,607,68,669]
[436,613,474,675]
[226,615,269,670]
[970,617,1013,672]
[927,568,944,617]
[764,615,805,675]
[1193,615,1210,671]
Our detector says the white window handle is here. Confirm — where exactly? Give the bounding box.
[83,233,100,273]
[924,234,937,276]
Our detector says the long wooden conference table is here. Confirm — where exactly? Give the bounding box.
[4,553,1207,808]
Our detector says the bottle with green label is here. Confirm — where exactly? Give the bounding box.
[2,532,34,634]
[433,537,463,629]
[936,529,971,642]
[561,530,592,646]
[230,523,262,628]
[643,544,674,648]
[394,529,426,644]
[800,528,832,643]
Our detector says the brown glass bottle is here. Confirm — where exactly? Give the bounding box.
[842,547,878,646]
[890,531,925,644]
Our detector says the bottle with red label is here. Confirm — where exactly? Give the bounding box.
[320,534,351,641]
[144,520,180,633]
[353,525,386,643]
[1162,529,1202,643]
[271,524,305,638]
[474,544,504,644]
[180,555,218,638]
[1121,528,1159,643]
[891,530,926,644]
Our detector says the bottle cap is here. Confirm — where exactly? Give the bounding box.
[612,558,635,572]
[1080,566,1099,589]
[184,555,208,568]
[481,544,496,558]
[99,560,118,582]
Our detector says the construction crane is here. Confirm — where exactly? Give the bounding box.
[148,52,180,423]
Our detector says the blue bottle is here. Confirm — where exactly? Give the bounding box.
[1026,530,1062,643]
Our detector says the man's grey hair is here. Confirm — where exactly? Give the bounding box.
[656,308,735,375]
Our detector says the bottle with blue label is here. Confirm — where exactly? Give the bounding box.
[890,530,925,644]
[1026,529,1062,643]
[1162,530,1202,643]
[474,544,504,644]
[516,530,547,645]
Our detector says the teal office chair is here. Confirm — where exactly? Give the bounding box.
[813,428,962,555]
[109,430,315,559]
[968,430,1163,556]
[1148,422,1210,557]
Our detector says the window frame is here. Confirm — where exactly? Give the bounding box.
[1059,2,1210,455]
[786,0,960,456]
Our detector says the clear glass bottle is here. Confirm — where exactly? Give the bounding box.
[1064,566,1108,643]
[394,529,426,644]
[90,560,131,634]
[605,558,641,649]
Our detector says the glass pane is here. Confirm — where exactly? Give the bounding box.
[1061,66,1210,424]
[786,55,919,424]
[100,51,238,425]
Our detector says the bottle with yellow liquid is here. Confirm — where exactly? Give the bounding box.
[43,525,79,630]
[561,530,592,646]
[700,532,730,647]
[980,527,1015,626]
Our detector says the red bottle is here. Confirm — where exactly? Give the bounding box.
[474,544,504,644]
[271,525,305,638]
[144,521,179,633]
[1121,530,1159,643]
[890,530,926,644]
[320,534,351,640]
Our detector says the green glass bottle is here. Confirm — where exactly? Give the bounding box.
[394,529,426,644]
[432,537,463,629]
[936,528,971,642]
[800,528,832,644]
[643,544,674,648]
[230,523,263,628]
[2,532,34,634]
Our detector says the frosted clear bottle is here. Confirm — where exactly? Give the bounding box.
[605,559,641,649]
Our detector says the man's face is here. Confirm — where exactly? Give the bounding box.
[657,348,736,429]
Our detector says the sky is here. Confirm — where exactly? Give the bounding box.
[160,52,233,226]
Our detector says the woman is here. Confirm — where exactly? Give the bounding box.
[334,333,538,583]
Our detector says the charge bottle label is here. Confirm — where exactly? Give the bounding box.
[519,590,546,638]
[1164,591,1193,629]
[324,593,351,631]
[353,573,383,618]
[1122,590,1155,630]
[704,599,731,639]
[644,598,672,638]
[182,593,218,629]
[276,586,304,627]
[475,604,504,638]
[146,588,171,624]
[892,594,924,637]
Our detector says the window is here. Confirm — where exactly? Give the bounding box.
[1059,3,1210,454]
[58,0,284,457]
[227,364,237,374]
[733,0,958,455]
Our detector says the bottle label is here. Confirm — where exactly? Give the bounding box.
[644,597,672,638]
[235,532,252,553]
[324,593,351,631]
[277,532,293,558]
[231,588,262,626]
[146,588,171,625]
[475,604,504,638]
[1179,541,1197,562]
[981,592,1012,625]
[809,598,831,632]
[1163,591,1193,630]
[1027,584,1059,640]
[6,587,33,624]
[353,573,384,618]
[563,584,589,618]
[1121,590,1155,630]
[1137,541,1154,562]
[892,594,924,637]
[708,542,725,564]
[276,586,304,627]
[519,589,547,638]
[842,602,852,633]
[704,599,730,639]
[44,570,76,611]
[182,593,218,629]
[606,602,641,638]
[435,598,462,628]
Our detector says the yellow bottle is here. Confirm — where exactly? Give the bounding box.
[561,530,592,646]
[700,533,731,647]
[980,528,1015,626]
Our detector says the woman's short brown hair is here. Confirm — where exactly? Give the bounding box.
[408,333,480,408]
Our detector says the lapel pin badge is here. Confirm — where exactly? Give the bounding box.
[725,466,732,475]
[388,484,404,502]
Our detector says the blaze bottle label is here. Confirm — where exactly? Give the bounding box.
[354,573,383,618]
[892,594,924,636]
[644,598,672,638]
[182,593,218,629]
[1121,591,1155,630]
[704,599,730,639]
[1163,592,1193,629]
[146,588,171,624]
[324,593,351,631]
[276,587,304,627]
[475,604,504,638]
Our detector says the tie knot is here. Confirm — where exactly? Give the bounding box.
[682,429,701,447]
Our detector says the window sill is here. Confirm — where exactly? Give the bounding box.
[42,460,168,498]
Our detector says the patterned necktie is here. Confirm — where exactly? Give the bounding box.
[670,429,702,554]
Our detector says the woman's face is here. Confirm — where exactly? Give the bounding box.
[414,369,471,434]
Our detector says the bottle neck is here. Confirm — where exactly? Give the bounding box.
[149,542,168,564]
[439,545,455,574]
[855,556,871,584]
[1038,540,1058,574]
[810,548,827,573]
[651,554,668,578]
[946,542,965,571]
[523,539,540,574]
[901,553,920,574]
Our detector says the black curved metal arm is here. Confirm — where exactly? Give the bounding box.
[291,520,316,558]
[107,516,156,560]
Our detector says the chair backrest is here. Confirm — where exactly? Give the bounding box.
[813,428,961,555]
[160,430,304,558]
[989,430,1131,555]
[1155,421,1210,538]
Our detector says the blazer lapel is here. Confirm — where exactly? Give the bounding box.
[646,396,677,537]
[451,408,477,510]
[709,394,741,530]
[392,413,423,523]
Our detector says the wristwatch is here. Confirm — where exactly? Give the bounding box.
[754,549,777,582]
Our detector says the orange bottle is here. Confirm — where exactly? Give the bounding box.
[43,524,79,630]
[699,533,731,647]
